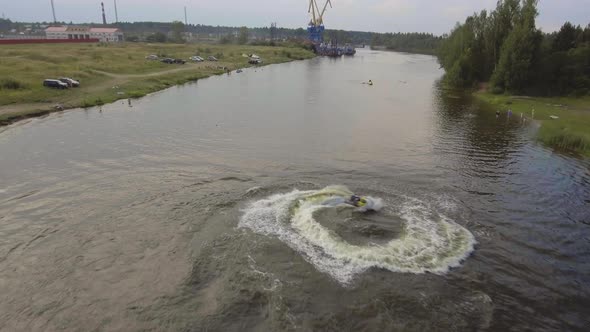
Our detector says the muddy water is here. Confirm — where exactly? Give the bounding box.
[0,49,589,331]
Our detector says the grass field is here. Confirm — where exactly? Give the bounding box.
[0,42,315,125]
[475,92,590,157]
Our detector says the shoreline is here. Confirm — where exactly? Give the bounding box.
[0,43,315,127]
[473,92,590,157]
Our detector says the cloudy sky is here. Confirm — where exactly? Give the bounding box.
[3,0,589,34]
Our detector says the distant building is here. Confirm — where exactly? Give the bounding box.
[45,26,123,42]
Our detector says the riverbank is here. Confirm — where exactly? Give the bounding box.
[0,43,315,126]
[475,92,590,157]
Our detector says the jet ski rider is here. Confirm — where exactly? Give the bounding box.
[348,195,367,207]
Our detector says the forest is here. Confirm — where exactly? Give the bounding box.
[437,0,590,96]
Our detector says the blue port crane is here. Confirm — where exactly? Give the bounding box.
[307,0,332,43]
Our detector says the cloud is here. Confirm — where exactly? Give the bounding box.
[3,0,588,34]
[369,0,415,16]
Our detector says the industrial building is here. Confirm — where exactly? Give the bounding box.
[45,26,123,42]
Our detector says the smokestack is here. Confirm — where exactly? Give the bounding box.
[184,6,188,26]
[101,2,107,25]
[51,0,57,23]
[113,0,118,23]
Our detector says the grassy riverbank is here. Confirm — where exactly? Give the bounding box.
[475,92,590,157]
[0,42,314,125]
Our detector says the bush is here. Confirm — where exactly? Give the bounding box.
[571,88,589,97]
[491,86,504,95]
[281,50,292,58]
[128,91,146,98]
[215,52,224,59]
[0,78,26,90]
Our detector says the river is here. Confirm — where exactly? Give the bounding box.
[0,49,589,331]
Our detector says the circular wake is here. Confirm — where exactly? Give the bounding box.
[239,185,475,284]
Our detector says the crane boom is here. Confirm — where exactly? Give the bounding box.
[308,0,332,26]
[319,0,332,25]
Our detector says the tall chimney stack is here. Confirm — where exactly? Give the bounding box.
[113,0,118,23]
[51,0,57,23]
[101,2,107,25]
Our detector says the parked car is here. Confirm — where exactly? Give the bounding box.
[58,77,80,87]
[207,56,218,61]
[173,59,186,64]
[43,79,69,89]
[145,54,159,60]
[161,58,175,64]
[189,56,203,62]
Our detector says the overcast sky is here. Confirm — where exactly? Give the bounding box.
[3,0,589,34]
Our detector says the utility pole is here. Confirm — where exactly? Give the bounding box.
[184,6,188,26]
[113,0,119,23]
[50,0,57,23]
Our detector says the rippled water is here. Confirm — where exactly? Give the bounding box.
[0,50,589,331]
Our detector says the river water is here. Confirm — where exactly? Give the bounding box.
[0,49,589,331]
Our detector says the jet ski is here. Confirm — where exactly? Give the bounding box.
[320,194,381,212]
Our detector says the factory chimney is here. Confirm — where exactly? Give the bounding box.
[113,0,119,23]
[101,2,107,25]
[50,0,57,23]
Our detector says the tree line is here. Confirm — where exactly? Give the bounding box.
[437,0,590,96]
[371,33,442,55]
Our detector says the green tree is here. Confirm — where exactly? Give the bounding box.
[146,32,167,43]
[552,22,579,51]
[238,26,249,44]
[171,20,185,43]
[220,34,234,44]
[491,0,541,93]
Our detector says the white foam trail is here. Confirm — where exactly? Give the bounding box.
[239,186,475,284]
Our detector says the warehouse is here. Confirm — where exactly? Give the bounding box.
[45,26,123,42]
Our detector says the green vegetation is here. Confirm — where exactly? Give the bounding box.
[437,0,590,156]
[475,92,590,156]
[370,33,442,55]
[437,0,590,96]
[0,42,314,125]
[238,27,249,45]
[170,21,186,44]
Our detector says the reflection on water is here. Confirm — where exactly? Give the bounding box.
[0,49,589,331]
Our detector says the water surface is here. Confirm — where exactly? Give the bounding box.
[1,49,589,331]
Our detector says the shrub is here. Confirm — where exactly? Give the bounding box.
[128,91,145,98]
[491,86,504,95]
[0,78,26,90]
